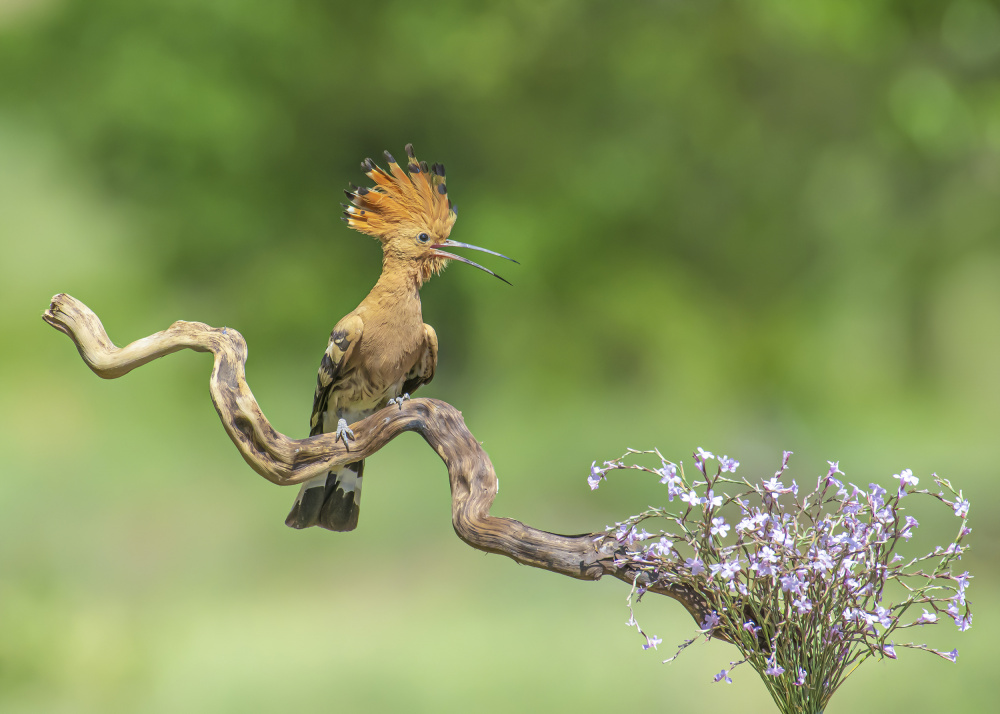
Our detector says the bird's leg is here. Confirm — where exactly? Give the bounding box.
[387,393,411,410]
[334,418,355,445]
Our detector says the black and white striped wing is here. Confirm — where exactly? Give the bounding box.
[309,314,364,437]
[401,323,438,397]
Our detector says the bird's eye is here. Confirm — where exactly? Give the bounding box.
[417,233,430,244]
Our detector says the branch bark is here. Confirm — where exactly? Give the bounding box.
[43,293,717,630]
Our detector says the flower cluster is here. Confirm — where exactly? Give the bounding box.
[589,448,972,714]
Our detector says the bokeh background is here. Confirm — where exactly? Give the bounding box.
[1,1,997,711]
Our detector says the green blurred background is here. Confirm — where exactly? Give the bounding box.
[1,0,997,711]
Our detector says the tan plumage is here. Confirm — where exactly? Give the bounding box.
[286,144,514,531]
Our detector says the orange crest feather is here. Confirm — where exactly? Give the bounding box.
[342,144,457,242]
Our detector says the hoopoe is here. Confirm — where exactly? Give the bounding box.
[286,144,515,531]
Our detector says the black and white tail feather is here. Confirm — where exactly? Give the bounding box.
[284,408,369,532]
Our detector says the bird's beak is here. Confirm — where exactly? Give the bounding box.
[439,240,519,264]
[433,239,518,285]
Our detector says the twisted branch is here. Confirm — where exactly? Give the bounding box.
[43,293,716,630]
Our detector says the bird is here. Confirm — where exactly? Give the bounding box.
[285,143,516,531]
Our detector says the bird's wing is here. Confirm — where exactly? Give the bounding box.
[309,314,364,437]
[401,323,438,397]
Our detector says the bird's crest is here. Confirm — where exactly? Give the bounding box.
[342,143,457,243]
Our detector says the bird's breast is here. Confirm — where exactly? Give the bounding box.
[355,302,426,387]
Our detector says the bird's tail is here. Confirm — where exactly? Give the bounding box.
[285,460,364,531]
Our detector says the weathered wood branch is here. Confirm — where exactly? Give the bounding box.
[43,293,717,631]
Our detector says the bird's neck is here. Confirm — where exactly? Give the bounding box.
[372,252,424,303]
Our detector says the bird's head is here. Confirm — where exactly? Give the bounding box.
[342,144,515,285]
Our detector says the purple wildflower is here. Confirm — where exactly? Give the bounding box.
[680,489,704,507]
[685,557,705,576]
[869,483,887,509]
[649,537,674,557]
[894,468,919,496]
[811,549,834,574]
[658,463,678,484]
[701,612,721,630]
[762,475,785,493]
[873,606,893,629]
[713,669,732,684]
[722,561,741,579]
[738,509,768,533]
[780,572,804,595]
[588,462,603,490]
[770,525,792,548]
[719,455,740,473]
[900,515,919,539]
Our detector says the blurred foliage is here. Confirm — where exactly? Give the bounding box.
[1,0,997,712]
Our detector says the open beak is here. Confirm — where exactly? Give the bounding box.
[434,239,518,285]
[439,240,519,264]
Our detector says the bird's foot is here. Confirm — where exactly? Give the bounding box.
[334,418,355,445]
[387,393,411,410]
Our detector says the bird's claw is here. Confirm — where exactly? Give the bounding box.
[387,393,411,410]
[334,418,355,446]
